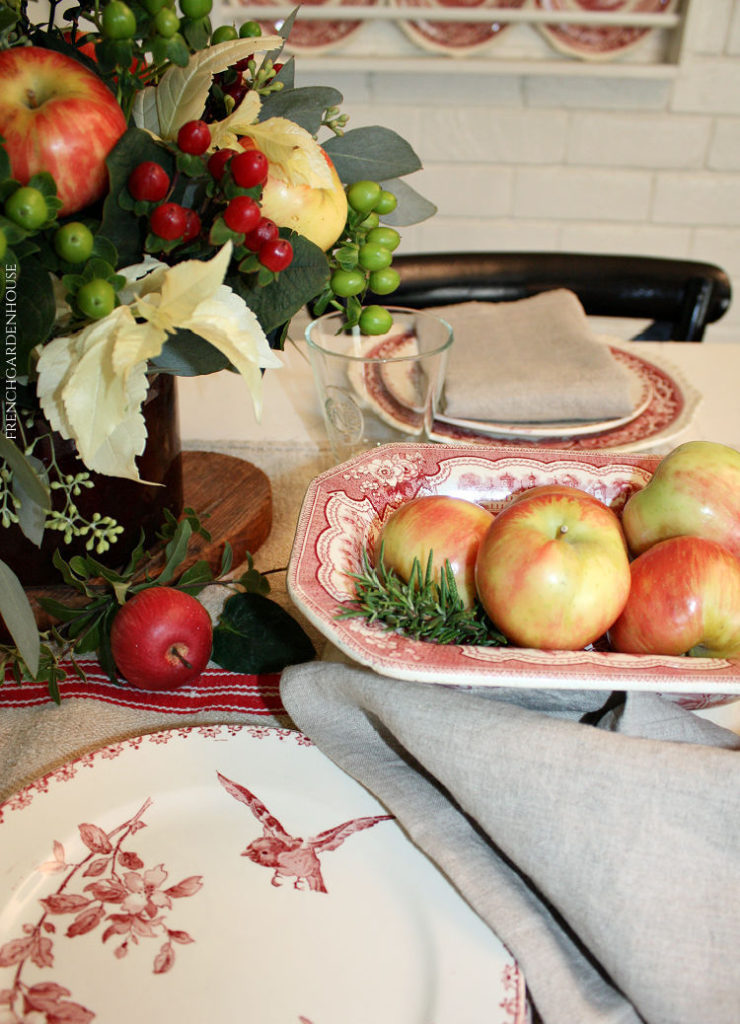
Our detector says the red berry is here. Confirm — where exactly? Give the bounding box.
[243,216,278,252]
[207,148,235,181]
[259,237,293,273]
[150,202,187,240]
[230,148,268,188]
[177,119,211,156]
[223,195,260,234]
[182,209,201,243]
[128,161,170,202]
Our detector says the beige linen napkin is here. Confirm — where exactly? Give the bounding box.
[280,662,740,1024]
[437,290,635,423]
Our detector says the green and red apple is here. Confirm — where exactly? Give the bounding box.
[377,494,494,609]
[609,536,740,659]
[0,46,127,216]
[475,487,631,650]
[622,440,740,559]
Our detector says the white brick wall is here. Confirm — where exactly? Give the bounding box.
[297,0,740,343]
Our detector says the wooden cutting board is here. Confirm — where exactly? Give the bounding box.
[25,451,272,628]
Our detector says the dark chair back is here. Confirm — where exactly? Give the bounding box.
[371,252,731,341]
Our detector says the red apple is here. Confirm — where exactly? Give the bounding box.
[110,587,213,690]
[608,536,740,659]
[0,46,127,216]
[377,495,494,609]
[475,488,631,650]
[621,440,740,559]
[241,139,347,251]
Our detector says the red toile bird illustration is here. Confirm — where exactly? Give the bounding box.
[217,771,393,893]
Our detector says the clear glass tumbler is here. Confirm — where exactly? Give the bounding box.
[305,307,453,461]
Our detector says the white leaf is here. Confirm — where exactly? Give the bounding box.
[156,38,283,139]
[132,87,161,135]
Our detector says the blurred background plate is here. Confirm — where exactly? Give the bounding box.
[391,0,525,55]
[534,0,676,61]
[242,0,378,53]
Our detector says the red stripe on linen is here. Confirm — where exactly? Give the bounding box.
[0,659,284,716]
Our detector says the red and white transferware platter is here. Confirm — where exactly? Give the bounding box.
[391,0,526,55]
[534,0,676,62]
[430,339,699,453]
[0,725,527,1024]
[287,444,740,709]
[241,0,378,53]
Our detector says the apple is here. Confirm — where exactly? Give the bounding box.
[507,484,606,508]
[621,440,740,559]
[0,46,127,217]
[255,145,348,252]
[110,587,213,690]
[377,495,494,609]
[475,488,631,650]
[609,536,740,659]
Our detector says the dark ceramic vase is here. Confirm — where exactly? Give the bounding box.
[1,374,183,586]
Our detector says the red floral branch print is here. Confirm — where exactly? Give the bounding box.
[0,799,202,1023]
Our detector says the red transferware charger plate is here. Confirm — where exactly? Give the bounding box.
[535,0,676,61]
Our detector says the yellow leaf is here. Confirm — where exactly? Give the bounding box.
[242,118,334,188]
[36,309,158,482]
[155,38,283,139]
[183,289,282,420]
[208,91,261,151]
[133,244,233,333]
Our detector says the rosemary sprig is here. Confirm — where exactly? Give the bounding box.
[339,546,508,647]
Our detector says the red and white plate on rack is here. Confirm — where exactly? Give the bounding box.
[534,0,677,62]
[241,0,378,53]
[0,724,527,1024]
[391,0,525,55]
[287,444,740,710]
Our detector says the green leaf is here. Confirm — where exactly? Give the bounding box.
[212,591,314,674]
[0,138,12,181]
[149,329,233,375]
[0,7,18,35]
[229,233,329,334]
[156,520,193,584]
[13,454,49,547]
[324,127,422,184]
[0,436,50,510]
[177,559,215,590]
[0,559,40,676]
[378,177,438,227]
[259,86,343,136]
[5,256,57,372]
[100,128,175,266]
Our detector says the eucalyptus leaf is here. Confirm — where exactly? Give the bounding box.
[259,86,343,135]
[323,127,422,184]
[0,559,40,676]
[157,520,193,584]
[0,436,50,509]
[377,177,438,227]
[150,329,233,376]
[229,233,329,334]
[212,591,314,674]
[13,454,49,547]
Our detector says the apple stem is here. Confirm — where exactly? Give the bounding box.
[559,525,569,535]
[168,646,193,670]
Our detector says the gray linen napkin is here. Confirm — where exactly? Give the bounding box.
[280,662,740,1024]
[438,291,635,423]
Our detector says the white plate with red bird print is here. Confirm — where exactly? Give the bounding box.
[0,725,527,1024]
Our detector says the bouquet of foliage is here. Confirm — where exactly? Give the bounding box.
[0,0,434,682]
